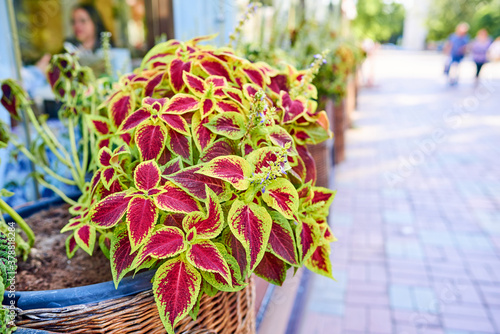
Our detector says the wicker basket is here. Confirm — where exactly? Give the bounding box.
[16,277,255,334]
[307,141,330,188]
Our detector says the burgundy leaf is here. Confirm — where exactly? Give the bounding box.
[126,196,158,250]
[155,182,200,213]
[167,165,225,200]
[135,124,166,160]
[134,160,161,192]
[91,192,130,228]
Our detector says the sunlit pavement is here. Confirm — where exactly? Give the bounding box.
[296,50,500,334]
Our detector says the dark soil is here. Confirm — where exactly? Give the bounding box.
[17,204,112,291]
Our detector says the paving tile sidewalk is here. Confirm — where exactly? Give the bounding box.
[296,51,500,334]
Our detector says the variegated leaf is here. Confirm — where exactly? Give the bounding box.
[153,257,201,334]
[160,113,190,135]
[182,186,223,239]
[136,226,186,262]
[199,56,232,82]
[134,160,161,192]
[135,124,166,161]
[223,229,248,278]
[280,91,306,123]
[110,226,138,288]
[197,155,252,190]
[310,187,336,214]
[227,200,272,271]
[108,91,135,128]
[155,181,200,213]
[268,211,298,265]
[166,127,192,163]
[169,58,192,92]
[200,98,216,118]
[120,108,151,132]
[91,191,130,228]
[296,145,316,185]
[254,252,288,286]
[296,217,321,263]
[186,240,231,285]
[89,115,111,135]
[126,196,158,251]
[74,224,96,256]
[202,245,247,292]
[245,147,281,174]
[167,165,225,201]
[305,243,333,278]
[183,72,206,97]
[261,178,299,219]
[268,125,298,156]
[200,139,235,162]
[66,234,79,259]
[204,112,246,140]
[192,111,215,152]
[164,94,200,114]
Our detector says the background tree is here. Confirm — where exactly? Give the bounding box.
[470,0,500,38]
[351,0,405,43]
[426,0,500,41]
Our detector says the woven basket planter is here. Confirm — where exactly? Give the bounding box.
[330,98,346,165]
[6,199,256,334]
[16,276,255,334]
[307,141,330,188]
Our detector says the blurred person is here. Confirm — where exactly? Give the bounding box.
[470,29,492,83]
[127,0,146,51]
[488,37,500,62]
[362,38,377,87]
[444,22,469,85]
[65,4,108,54]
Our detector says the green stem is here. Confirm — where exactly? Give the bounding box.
[12,140,77,185]
[81,119,89,176]
[35,176,78,206]
[23,102,73,168]
[0,199,35,248]
[68,117,84,188]
[40,120,71,162]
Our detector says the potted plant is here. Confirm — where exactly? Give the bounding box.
[1,34,336,333]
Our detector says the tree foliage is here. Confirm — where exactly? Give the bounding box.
[471,1,500,38]
[426,0,500,41]
[351,0,405,43]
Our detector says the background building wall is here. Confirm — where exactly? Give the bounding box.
[402,0,431,50]
[173,0,236,46]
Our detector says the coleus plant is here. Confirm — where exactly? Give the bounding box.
[1,35,336,333]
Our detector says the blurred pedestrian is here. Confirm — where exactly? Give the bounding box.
[488,37,500,62]
[470,29,492,83]
[444,22,469,85]
[65,4,109,54]
[361,38,377,87]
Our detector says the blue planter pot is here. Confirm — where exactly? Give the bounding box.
[2,195,155,333]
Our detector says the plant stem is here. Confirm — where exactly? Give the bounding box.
[11,139,77,185]
[0,199,35,248]
[35,176,78,206]
[40,120,72,162]
[81,120,89,177]
[23,102,73,169]
[68,117,84,188]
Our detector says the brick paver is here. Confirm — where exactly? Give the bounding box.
[295,51,500,334]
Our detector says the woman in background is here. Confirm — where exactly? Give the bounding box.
[470,29,492,83]
[66,4,108,54]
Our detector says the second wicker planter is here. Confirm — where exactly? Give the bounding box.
[15,274,255,333]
